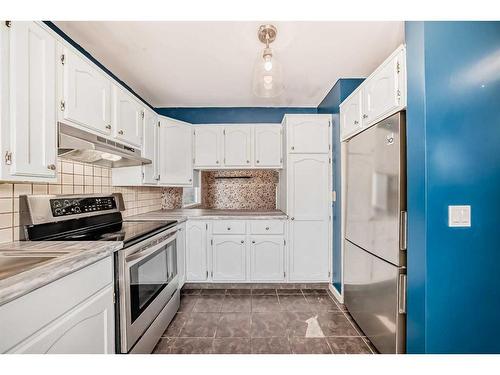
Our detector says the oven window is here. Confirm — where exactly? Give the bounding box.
[129,241,176,323]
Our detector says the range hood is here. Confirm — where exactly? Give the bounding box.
[58,123,152,168]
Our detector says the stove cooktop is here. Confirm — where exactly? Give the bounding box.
[50,220,177,245]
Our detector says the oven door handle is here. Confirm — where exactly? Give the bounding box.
[125,231,177,265]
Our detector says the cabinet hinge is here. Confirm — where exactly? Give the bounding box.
[283,239,286,246]
[60,100,65,111]
[280,158,283,164]
[193,130,196,136]
[283,271,286,278]
[112,292,116,304]
[141,110,145,119]
[223,129,226,135]
[211,271,214,278]
[328,120,331,127]
[329,157,332,164]
[206,270,209,279]
[328,271,331,278]
[5,21,11,28]
[205,223,208,230]
[211,239,213,246]
[141,172,144,179]
[329,144,331,151]
[157,121,160,127]
[396,62,401,74]
[60,54,65,65]
[4,151,12,165]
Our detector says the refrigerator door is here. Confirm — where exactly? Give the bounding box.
[344,239,406,354]
[345,112,406,266]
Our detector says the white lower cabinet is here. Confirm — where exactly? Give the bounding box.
[0,256,114,354]
[211,235,246,281]
[185,221,208,281]
[250,236,285,281]
[177,221,187,288]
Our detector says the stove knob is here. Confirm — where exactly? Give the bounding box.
[74,206,81,213]
[54,208,62,216]
[63,200,70,207]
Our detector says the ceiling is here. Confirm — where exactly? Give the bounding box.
[54,21,404,108]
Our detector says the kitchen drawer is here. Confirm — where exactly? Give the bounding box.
[250,220,285,235]
[212,220,246,235]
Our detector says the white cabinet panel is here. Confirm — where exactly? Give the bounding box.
[212,220,246,235]
[224,126,252,167]
[61,47,111,135]
[186,221,208,281]
[211,235,246,281]
[254,125,282,168]
[193,126,224,168]
[362,52,402,125]
[288,154,330,219]
[249,220,284,235]
[177,222,187,289]
[289,220,329,281]
[142,109,159,184]
[112,85,143,147]
[250,236,284,281]
[10,285,115,354]
[286,115,330,154]
[4,21,57,180]
[159,118,193,186]
[340,89,363,141]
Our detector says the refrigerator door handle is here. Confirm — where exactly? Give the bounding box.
[399,211,408,250]
[398,274,407,314]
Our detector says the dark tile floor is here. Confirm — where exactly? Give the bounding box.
[153,288,375,354]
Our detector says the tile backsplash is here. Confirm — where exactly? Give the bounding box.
[201,170,279,210]
[0,158,180,244]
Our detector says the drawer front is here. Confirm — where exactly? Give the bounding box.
[212,220,246,234]
[250,220,285,235]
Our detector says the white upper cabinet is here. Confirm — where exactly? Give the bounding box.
[340,89,363,141]
[285,115,330,154]
[159,117,193,186]
[1,21,57,182]
[340,45,406,141]
[142,109,159,184]
[224,126,252,167]
[60,46,112,135]
[112,85,143,147]
[193,126,224,168]
[254,125,282,168]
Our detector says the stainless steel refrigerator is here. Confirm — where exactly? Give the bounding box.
[344,111,407,354]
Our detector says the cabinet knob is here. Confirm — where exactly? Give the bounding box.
[363,114,368,119]
[227,227,231,231]
[354,120,359,125]
[216,160,219,164]
[105,124,111,130]
[189,178,192,182]
[241,240,244,244]
[291,217,295,221]
[118,130,124,135]
[291,146,295,150]
[47,164,56,171]
[247,160,250,163]
[265,227,269,230]
[256,160,260,163]
[252,240,256,244]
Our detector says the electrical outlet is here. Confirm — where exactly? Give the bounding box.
[448,205,471,227]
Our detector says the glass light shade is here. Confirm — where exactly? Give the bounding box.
[253,48,283,98]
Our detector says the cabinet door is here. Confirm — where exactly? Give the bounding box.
[211,236,246,281]
[287,116,330,154]
[62,47,111,135]
[7,21,57,179]
[254,125,282,168]
[112,86,143,147]
[159,118,193,185]
[10,285,115,354]
[186,221,208,281]
[250,236,284,281]
[362,53,401,125]
[142,109,159,184]
[224,126,252,167]
[340,89,363,140]
[193,126,224,168]
[289,220,329,281]
[177,222,186,289]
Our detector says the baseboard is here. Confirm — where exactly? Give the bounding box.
[329,283,344,304]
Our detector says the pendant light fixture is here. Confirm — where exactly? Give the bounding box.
[253,24,283,98]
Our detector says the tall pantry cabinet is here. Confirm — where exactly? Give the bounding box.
[280,114,332,282]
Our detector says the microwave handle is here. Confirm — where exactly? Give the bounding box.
[125,231,177,265]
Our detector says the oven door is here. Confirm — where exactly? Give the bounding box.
[119,228,178,353]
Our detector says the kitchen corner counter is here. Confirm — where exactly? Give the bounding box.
[0,241,123,306]
[127,209,288,222]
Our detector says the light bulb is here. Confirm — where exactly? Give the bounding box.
[264,55,273,71]
[101,153,122,162]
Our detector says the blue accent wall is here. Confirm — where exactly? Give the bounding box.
[155,107,317,124]
[317,79,363,294]
[406,21,500,353]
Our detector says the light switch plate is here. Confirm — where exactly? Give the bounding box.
[448,205,471,227]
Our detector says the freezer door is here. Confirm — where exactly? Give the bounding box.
[344,240,406,354]
[345,112,406,266]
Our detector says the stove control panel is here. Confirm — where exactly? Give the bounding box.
[50,197,117,217]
